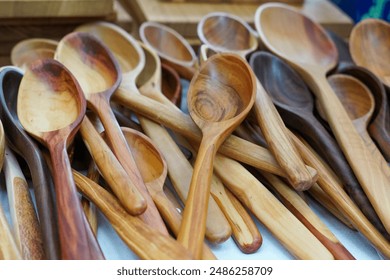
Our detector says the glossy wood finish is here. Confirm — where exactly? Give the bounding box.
[0,66,59,259]
[140,21,198,80]
[72,170,193,260]
[75,22,169,235]
[3,144,45,259]
[161,63,182,107]
[255,3,390,234]
[177,53,256,259]
[11,38,58,71]
[250,51,386,236]
[17,59,103,260]
[198,12,315,191]
[55,31,147,216]
[349,20,390,161]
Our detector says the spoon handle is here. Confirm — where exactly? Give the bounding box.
[0,204,22,259]
[114,88,315,178]
[48,140,104,260]
[72,170,193,260]
[3,145,45,259]
[79,116,146,216]
[253,80,316,191]
[307,71,390,234]
[138,117,232,244]
[213,154,334,260]
[177,136,219,259]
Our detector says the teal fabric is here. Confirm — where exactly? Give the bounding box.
[331,0,390,22]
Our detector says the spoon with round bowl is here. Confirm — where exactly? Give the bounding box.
[177,53,256,259]
[255,2,390,234]
[198,12,316,191]
[17,59,103,259]
[349,18,390,161]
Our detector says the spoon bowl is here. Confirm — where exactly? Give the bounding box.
[17,59,103,259]
[177,53,256,259]
[161,63,182,107]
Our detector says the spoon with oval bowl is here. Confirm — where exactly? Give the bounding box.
[349,18,390,161]
[161,63,182,107]
[198,12,316,191]
[255,2,390,234]
[17,59,104,259]
[249,51,389,239]
[139,21,198,80]
[177,53,256,259]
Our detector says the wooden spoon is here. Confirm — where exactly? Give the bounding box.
[198,12,315,191]
[249,51,388,238]
[177,53,256,259]
[17,59,103,260]
[255,3,390,234]
[3,144,45,259]
[161,63,182,107]
[54,31,147,216]
[139,21,198,80]
[349,19,390,161]
[0,66,59,259]
[11,38,58,71]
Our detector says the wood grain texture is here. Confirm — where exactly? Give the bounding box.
[0,205,22,260]
[177,53,256,259]
[256,3,390,234]
[250,51,386,236]
[73,170,193,260]
[82,161,100,235]
[3,145,45,259]
[18,59,103,260]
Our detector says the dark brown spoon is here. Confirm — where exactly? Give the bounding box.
[0,66,60,259]
[249,51,390,240]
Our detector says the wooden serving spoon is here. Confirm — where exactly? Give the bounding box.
[249,51,388,238]
[17,59,103,260]
[55,31,147,216]
[198,12,316,191]
[161,63,182,107]
[3,144,45,259]
[349,18,390,161]
[139,21,198,80]
[0,66,59,259]
[11,38,58,71]
[255,2,390,234]
[177,53,256,259]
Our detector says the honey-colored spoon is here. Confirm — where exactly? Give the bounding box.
[17,59,103,260]
[177,53,256,259]
[55,32,147,216]
[11,38,58,72]
[139,21,198,80]
[255,2,390,233]
[349,18,390,161]
[198,12,316,191]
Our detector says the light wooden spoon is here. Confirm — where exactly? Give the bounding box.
[177,53,256,259]
[255,2,390,234]
[139,21,198,80]
[198,12,316,191]
[17,59,103,260]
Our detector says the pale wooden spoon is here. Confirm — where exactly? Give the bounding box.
[17,59,103,260]
[198,12,316,191]
[177,53,256,259]
[255,2,390,234]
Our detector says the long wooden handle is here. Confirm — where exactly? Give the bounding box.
[291,132,390,258]
[139,117,232,244]
[72,170,193,260]
[114,87,316,178]
[177,137,218,259]
[48,141,104,260]
[3,145,45,259]
[307,71,390,233]
[0,205,21,260]
[253,80,315,190]
[213,154,334,260]
[260,171,355,260]
[80,116,146,215]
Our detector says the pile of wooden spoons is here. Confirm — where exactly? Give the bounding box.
[0,2,389,261]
